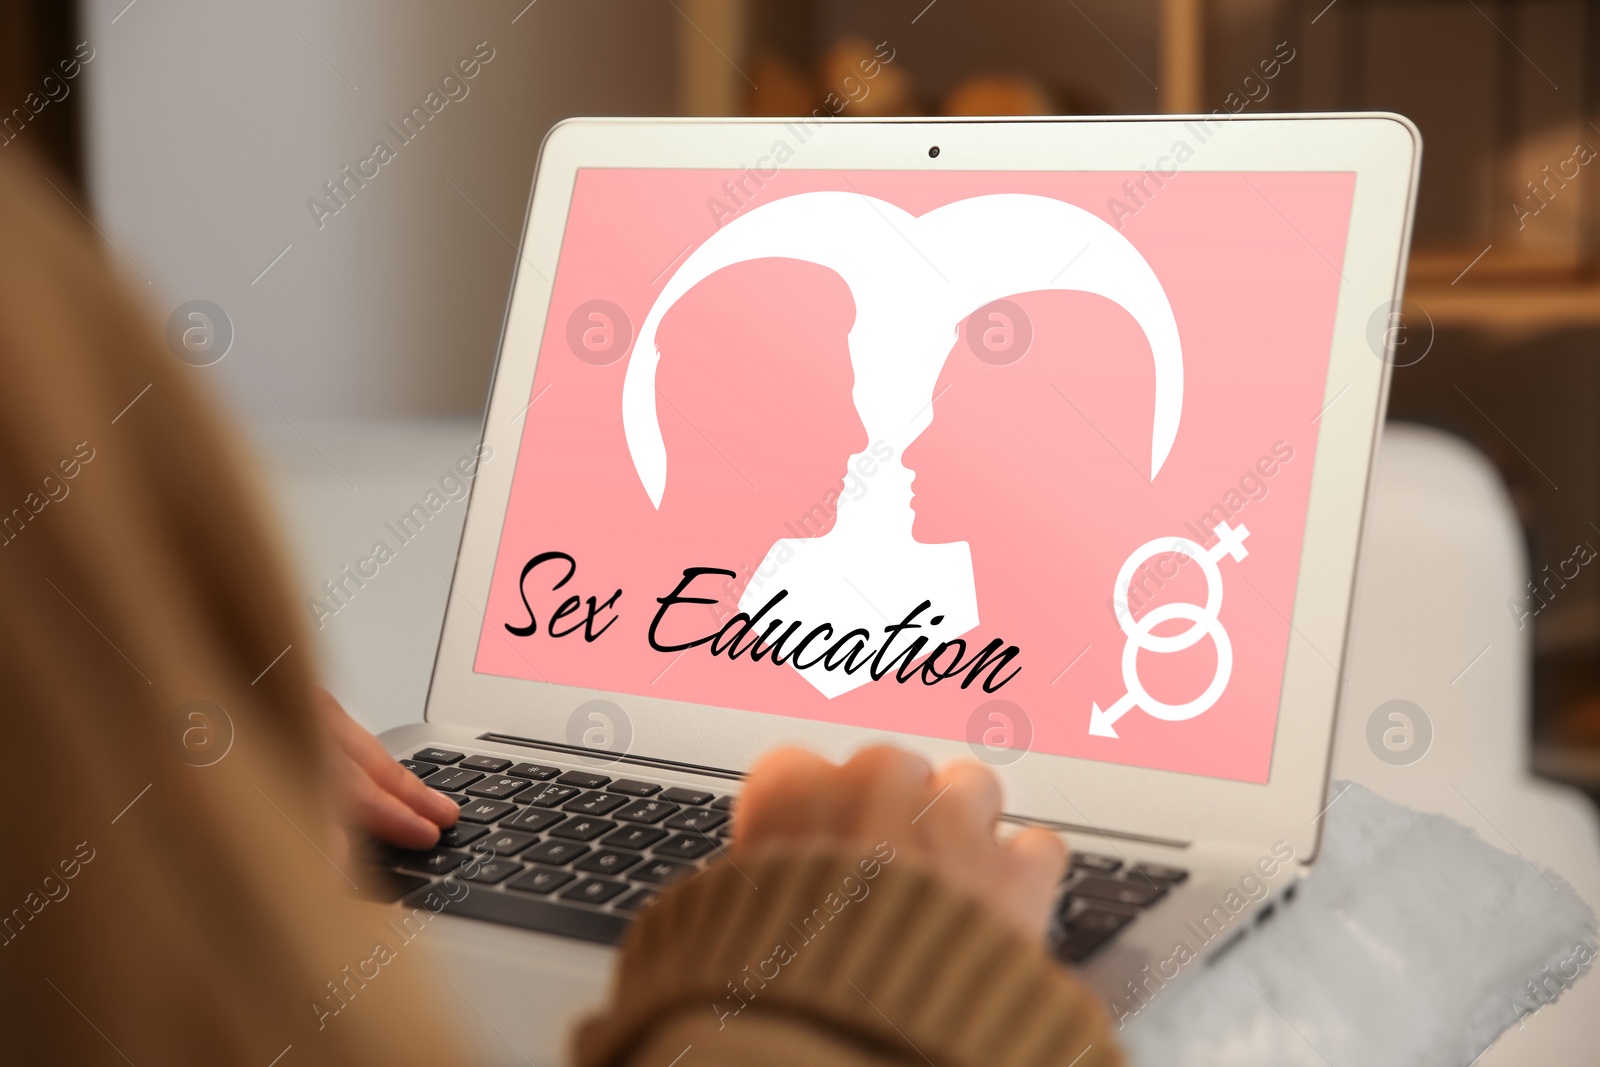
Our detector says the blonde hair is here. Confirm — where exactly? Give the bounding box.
[0,151,464,1064]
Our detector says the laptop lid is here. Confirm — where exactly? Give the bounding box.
[425,115,1420,859]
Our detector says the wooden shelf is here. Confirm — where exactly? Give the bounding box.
[1408,246,1590,287]
[1404,244,1600,330]
[1405,281,1600,331]
[704,5,1600,338]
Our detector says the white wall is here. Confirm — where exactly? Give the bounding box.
[84,0,675,421]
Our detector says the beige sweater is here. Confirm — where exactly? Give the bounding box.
[577,843,1125,1067]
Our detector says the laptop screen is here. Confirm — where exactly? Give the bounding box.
[473,167,1356,785]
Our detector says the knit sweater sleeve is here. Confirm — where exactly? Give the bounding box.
[572,842,1126,1067]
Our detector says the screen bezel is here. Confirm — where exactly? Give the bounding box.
[425,115,1419,859]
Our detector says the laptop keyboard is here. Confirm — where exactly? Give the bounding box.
[374,745,1187,961]
[1052,852,1189,962]
[368,748,735,945]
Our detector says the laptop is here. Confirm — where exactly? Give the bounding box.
[374,114,1420,1060]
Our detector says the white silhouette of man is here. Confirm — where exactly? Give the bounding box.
[626,189,1181,698]
[642,257,868,645]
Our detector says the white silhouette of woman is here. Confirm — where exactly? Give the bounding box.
[624,191,1183,697]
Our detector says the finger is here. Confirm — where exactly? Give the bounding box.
[361,739,459,828]
[348,765,444,849]
[839,745,934,834]
[1002,826,1070,934]
[926,759,1003,835]
[315,688,398,780]
[324,699,457,828]
[744,744,831,783]
[736,747,838,846]
[1007,825,1068,879]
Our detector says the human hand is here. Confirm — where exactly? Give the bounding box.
[733,745,1067,940]
[316,688,458,850]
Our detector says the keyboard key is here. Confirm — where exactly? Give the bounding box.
[506,867,576,896]
[451,795,474,807]
[524,840,590,866]
[1068,877,1166,908]
[522,784,581,808]
[575,849,643,876]
[660,787,714,806]
[399,759,438,779]
[1071,852,1122,874]
[459,799,517,824]
[617,887,659,912]
[438,823,489,848]
[1054,906,1135,962]
[557,770,611,789]
[501,808,564,834]
[413,748,463,765]
[473,829,538,857]
[460,858,522,885]
[710,795,735,811]
[582,851,643,876]
[508,762,562,781]
[1127,863,1189,885]
[616,799,678,824]
[465,776,531,800]
[461,755,512,773]
[395,848,470,876]
[425,768,485,792]
[606,779,661,797]
[563,791,629,816]
[654,834,718,860]
[560,878,629,906]
[665,808,728,833]
[407,880,626,945]
[549,817,616,842]
[602,825,668,851]
[631,858,690,884]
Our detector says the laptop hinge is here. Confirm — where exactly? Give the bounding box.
[999,813,1191,850]
[478,732,744,781]
[481,731,1192,847]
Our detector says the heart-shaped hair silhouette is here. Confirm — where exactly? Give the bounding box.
[623,191,1184,506]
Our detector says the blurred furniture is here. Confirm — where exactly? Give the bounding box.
[717,0,1600,322]
[1335,423,1600,1065]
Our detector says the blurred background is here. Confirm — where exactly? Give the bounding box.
[5,0,1600,804]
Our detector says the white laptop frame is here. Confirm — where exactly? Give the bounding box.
[425,114,1421,860]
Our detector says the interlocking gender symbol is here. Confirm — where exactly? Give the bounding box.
[1088,520,1250,738]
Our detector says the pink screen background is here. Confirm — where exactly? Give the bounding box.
[474,167,1356,784]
